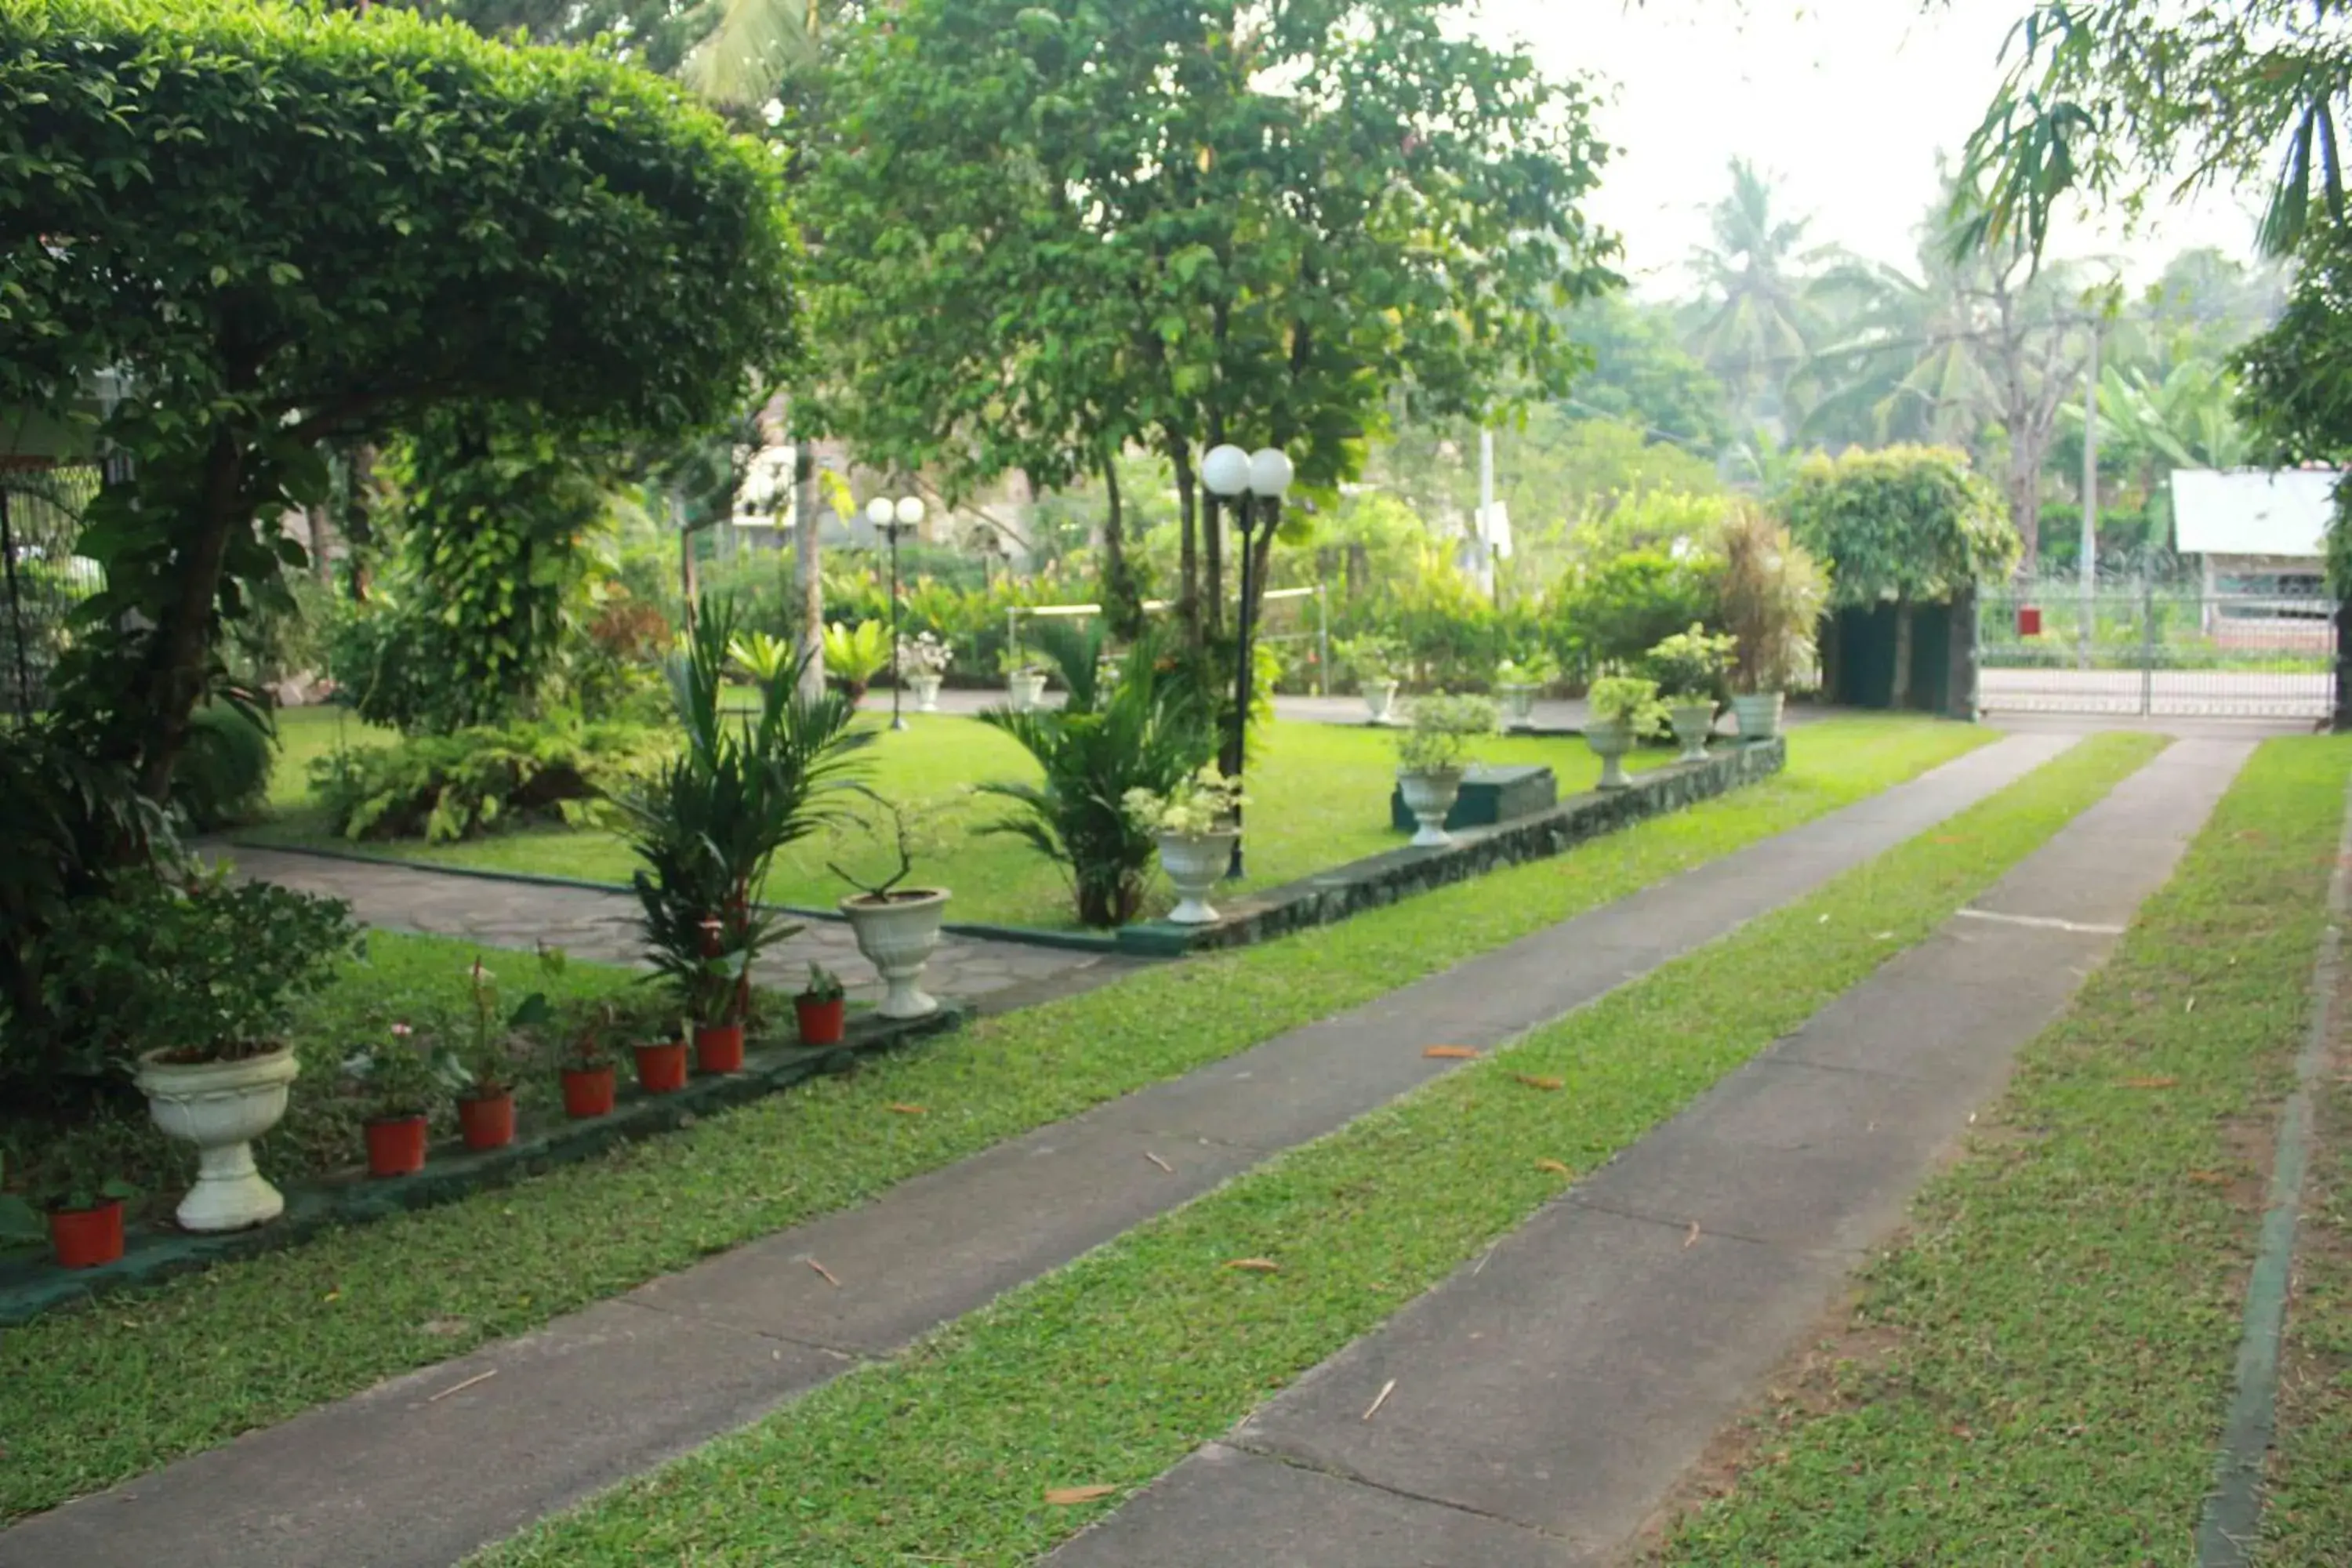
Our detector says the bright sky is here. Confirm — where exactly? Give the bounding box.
[1474,0,2267,294]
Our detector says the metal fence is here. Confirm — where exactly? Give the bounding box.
[1,463,105,721]
[1977,580,2336,720]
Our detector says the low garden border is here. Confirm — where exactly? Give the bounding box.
[0,1006,967,1327]
[1118,739,1788,956]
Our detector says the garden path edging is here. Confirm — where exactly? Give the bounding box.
[0,1007,966,1329]
[1120,739,1788,956]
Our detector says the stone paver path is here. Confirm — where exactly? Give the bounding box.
[1046,739,2248,1568]
[1,733,2076,1568]
[216,845,1126,1016]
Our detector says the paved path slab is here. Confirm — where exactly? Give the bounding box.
[217,844,1127,1016]
[2,732,2068,1568]
[1047,739,2249,1568]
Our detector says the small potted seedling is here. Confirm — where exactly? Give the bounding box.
[1644,623,1737,762]
[796,963,848,1045]
[561,1005,622,1119]
[1493,650,1560,730]
[446,950,562,1152]
[833,791,950,1019]
[1394,693,1499,848]
[343,1022,452,1178]
[1584,675,1667,789]
[1334,634,1404,724]
[0,1138,141,1270]
[1123,764,1248,924]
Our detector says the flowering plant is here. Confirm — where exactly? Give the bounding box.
[1123,764,1247,838]
[895,632,953,679]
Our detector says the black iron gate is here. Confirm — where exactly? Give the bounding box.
[1,463,104,721]
[1977,580,2336,720]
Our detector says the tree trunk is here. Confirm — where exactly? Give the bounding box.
[1101,452,1142,639]
[135,429,245,801]
[2336,598,2352,735]
[1890,595,1915,711]
[1947,584,1980,721]
[1171,436,1200,649]
[2007,457,2040,579]
[1203,493,1224,641]
[792,429,824,699]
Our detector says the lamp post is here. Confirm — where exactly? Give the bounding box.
[865,492,926,731]
[1200,442,1294,879]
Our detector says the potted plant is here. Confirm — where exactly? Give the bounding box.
[1123,763,1248,924]
[622,598,867,1069]
[999,645,1049,713]
[342,1022,451,1178]
[1584,676,1666,790]
[1395,693,1500,848]
[60,870,358,1233]
[833,792,951,1019]
[1334,634,1404,724]
[1494,650,1560,730]
[821,619,893,704]
[0,1138,140,1270]
[1717,504,1826,742]
[561,1006,621,1119]
[897,631,953,713]
[796,963,848,1045]
[446,950,561,1152]
[1644,623,1737,762]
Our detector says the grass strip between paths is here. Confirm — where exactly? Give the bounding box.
[0,716,1980,1521]
[1657,735,2352,1567]
[2263,1047,2352,1559]
[474,732,2165,1566]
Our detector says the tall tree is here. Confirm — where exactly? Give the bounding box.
[800,0,1619,648]
[1684,159,1835,434]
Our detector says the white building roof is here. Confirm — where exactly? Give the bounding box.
[2170,468,2336,557]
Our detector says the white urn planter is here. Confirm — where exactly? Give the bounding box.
[1497,683,1539,730]
[1584,719,1635,789]
[1396,768,1465,848]
[841,888,950,1019]
[1668,702,1716,762]
[1730,691,1785,742]
[135,1046,300,1232]
[1362,679,1400,725]
[1008,670,1047,713]
[909,673,943,713]
[1157,829,1239,924]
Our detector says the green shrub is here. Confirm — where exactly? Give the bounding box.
[171,705,274,830]
[1554,546,1722,680]
[310,720,668,843]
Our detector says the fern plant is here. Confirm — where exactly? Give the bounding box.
[821,619,891,700]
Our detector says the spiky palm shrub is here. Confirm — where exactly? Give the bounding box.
[620,599,870,1023]
[978,623,1217,927]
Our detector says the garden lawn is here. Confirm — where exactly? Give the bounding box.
[0,715,1980,1523]
[247,710,1674,928]
[2263,1074,2352,1560]
[1659,735,2352,1566]
[472,735,2164,1567]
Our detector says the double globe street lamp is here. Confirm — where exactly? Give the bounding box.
[864,492,927,731]
[1200,443,1294,878]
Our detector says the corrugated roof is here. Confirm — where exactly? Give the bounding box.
[2170,468,2336,557]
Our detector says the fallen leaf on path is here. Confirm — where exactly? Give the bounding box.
[2186,996,2198,1014]
[426,1369,497,1403]
[1514,1074,1564,1092]
[1684,1221,1701,1249]
[1224,1258,1280,1273]
[1363,1377,1397,1421]
[806,1258,842,1287]
[2122,1076,2178,1090]
[1145,1152,1174,1174]
[1423,1046,1480,1060]
[1045,1486,1116,1506]
[886,1104,927,1116]
[1535,1159,1573,1176]
[2188,1170,2228,1185]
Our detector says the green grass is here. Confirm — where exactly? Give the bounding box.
[2263,1078,2352,1562]
[1660,736,2352,1566]
[249,709,1672,927]
[0,716,1982,1522]
[472,734,2165,1567]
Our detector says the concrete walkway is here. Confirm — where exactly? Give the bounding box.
[1044,739,2248,1568]
[216,844,1127,1017]
[0,733,2074,1568]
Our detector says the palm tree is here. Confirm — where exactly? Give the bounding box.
[1684,160,1838,434]
[681,0,822,111]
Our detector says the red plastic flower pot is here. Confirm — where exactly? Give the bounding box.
[365,1114,429,1178]
[795,996,847,1047]
[457,1093,516,1152]
[633,1040,689,1095]
[561,1065,617,1120]
[49,1200,125,1270]
[693,1022,746,1075]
